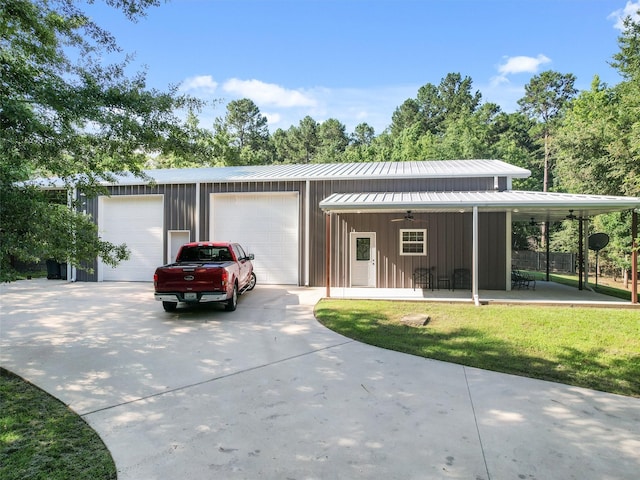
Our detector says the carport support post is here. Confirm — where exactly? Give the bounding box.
[472,206,480,306]
[325,213,331,298]
[545,221,550,282]
[578,218,584,291]
[632,210,638,304]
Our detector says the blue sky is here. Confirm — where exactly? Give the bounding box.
[86,0,640,134]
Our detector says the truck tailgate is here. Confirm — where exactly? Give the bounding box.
[155,262,231,291]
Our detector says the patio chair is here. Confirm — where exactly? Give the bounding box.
[413,267,434,291]
[452,268,471,290]
[512,269,536,290]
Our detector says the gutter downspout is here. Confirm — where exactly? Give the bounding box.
[472,206,480,306]
[325,213,331,298]
[195,182,201,241]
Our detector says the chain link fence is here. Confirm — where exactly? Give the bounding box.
[512,251,576,273]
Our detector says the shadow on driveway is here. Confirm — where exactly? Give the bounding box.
[2,279,639,479]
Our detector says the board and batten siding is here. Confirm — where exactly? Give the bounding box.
[326,211,505,290]
[75,184,197,281]
[307,176,502,288]
[75,172,508,287]
[199,181,307,285]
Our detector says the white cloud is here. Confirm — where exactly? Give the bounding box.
[263,111,281,125]
[179,75,218,93]
[609,1,640,30]
[222,78,317,108]
[490,54,552,89]
[498,54,551,76]
[202,82,416,134]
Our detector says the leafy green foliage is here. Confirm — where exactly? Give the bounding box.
[0,0,205,280]
[518,70,577,192]
[3,1,638,280]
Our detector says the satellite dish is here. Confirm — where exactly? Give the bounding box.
[588,233,609,251]
[588,233,610,287]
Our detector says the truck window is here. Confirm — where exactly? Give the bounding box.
[218,248,232,261]
[232,244,247,260]
[179,247,199,262]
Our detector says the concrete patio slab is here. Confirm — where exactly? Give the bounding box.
[330,280,636,307]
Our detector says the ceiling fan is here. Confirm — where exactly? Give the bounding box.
[566,210,577,220]
[391,210,416,222]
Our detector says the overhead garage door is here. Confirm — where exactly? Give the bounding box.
[211,192,299,285]
[99,195,164,281]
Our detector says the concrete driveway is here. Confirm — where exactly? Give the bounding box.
[1,279,639,479]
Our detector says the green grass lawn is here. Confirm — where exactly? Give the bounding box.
[0,368,116,480]
[315,299,640,397]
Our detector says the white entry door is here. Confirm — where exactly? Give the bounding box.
[168,230,190,264]
[350,232,376,287]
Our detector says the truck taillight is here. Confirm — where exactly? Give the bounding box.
[221,271,228,287]
[153,273,158,287]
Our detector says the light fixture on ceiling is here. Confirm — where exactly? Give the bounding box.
[566,210,577,220]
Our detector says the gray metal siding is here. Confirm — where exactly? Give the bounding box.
[76,184,197,281]
[307,177,497,287]
[478,212,507,289]
[325,211,505,290]
[77,174,508,288]
[76,191,99,282]
[200,181,307,285]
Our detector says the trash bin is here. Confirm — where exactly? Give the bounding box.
[59,263,67,280]
[46,259,61,279]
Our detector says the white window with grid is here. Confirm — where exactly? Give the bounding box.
[400,229,427,256]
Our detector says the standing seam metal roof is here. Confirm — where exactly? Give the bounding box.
[318,190,640,222]
[99,159,530,186]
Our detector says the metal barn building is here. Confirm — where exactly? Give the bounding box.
[71,159,640,301]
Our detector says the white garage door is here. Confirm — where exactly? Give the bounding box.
[211,192,299,285]
[99,195,164,281]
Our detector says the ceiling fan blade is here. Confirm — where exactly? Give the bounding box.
[390,210,415,222]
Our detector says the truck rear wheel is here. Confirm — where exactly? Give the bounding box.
[225,284,238,311]
[162,301,177,312]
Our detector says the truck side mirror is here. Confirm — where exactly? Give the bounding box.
[247,254,255,260]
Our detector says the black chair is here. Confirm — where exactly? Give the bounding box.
[512,268,536,290]
[413,267,433,291]
[452,268,471,290]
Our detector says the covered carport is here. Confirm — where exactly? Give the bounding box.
[320,190,640,305]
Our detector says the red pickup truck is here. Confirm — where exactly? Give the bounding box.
[153,242,256,312]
